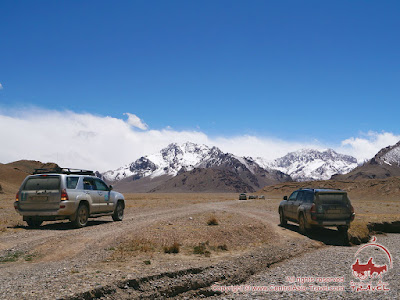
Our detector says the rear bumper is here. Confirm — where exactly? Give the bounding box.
[309,219,352,227]
[14,201,77,217]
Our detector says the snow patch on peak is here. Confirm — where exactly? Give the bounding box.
[266,148,358,181]
[381,146,400,167]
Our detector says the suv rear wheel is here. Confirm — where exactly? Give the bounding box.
[112,201,124,221]
[279,208,287,226]
[337,225,349,233]
[72,203,89,228]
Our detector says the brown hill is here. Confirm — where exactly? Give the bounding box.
[5,160,60,175]
[0,160,59,193]
[332,140,400,181]
[258,177,400,201]
[149,168,255,193]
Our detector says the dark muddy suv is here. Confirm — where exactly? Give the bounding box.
[278,188,355,234]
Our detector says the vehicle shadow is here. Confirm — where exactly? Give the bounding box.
[281,223,350,246]
[12,220,112,231]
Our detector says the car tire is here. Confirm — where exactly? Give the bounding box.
[112,201,124,221]
[337,225,349,233]
[72,203,89,228]
[26,219,43,228]
[279,208,287,226]
[298,214,307,235]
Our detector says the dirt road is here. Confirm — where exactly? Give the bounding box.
[0,197,321,299]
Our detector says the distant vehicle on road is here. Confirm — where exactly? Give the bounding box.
[248,195,257,199]
[278,188,355,234]
[14,168,125,228]
[239,193,247,200]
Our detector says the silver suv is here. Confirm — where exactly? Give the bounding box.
[14,168,125,228]
[279,188,355,234]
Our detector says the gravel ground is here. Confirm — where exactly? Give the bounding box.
[215,234,399,300]
[0,199,310,300]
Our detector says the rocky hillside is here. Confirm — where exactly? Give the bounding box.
[332,140,400,180]
[258,149,358,181]
[149,168,255,193]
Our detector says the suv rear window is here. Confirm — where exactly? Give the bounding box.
[318,193,347,204]
[23,176,61,191]
[66,177,79,189]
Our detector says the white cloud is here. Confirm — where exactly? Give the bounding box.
[123,113,148,130]
[0,83,3,90]
[0,108,398,172]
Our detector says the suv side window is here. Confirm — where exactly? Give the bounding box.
[83,178,97,190]
[94,179,109,191]
[289,191,298,201]
[66,176,79,189]
[305,192,314,203]
[297,191,304,202]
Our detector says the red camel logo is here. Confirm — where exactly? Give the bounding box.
[351,236,392,281]
[352,258,387,280]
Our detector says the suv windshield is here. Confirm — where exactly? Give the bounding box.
[23,176,61,191]
[318,193,347,204]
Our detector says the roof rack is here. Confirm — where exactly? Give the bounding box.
[33,168,95,176]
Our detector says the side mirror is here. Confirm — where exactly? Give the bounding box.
[109,185,113,191]
[283,196,288,200]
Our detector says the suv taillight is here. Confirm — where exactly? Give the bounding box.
[350,205,355,221]
[310,203,317,220]
[61,189,69,201]
[14,192,19,210]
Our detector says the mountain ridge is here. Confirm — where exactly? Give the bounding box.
[105,142,360,193]
[332,140,400,180]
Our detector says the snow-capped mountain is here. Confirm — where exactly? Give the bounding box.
[103,143,361,192]
[103,142,291,191]
[373,140,400,167]
[103,143,222,181]
[332,140,400,180]
[260,149,358,181]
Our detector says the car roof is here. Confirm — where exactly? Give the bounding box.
[28,174,96,178]
[296,188,345,193]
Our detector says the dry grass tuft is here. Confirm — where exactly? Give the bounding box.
[217,244,228,251]
[193,242,211,257]
[207,216,218,226]
[163,242,180,254]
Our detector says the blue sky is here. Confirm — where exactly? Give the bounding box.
[1,1,400,170]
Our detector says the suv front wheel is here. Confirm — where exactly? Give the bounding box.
[298,214,307,235]
[279,208,287,226]
[112,202,124,221]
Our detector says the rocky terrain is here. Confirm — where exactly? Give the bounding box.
[149,168,256,193]
[0,165,399,299]
[222,234,399,300]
